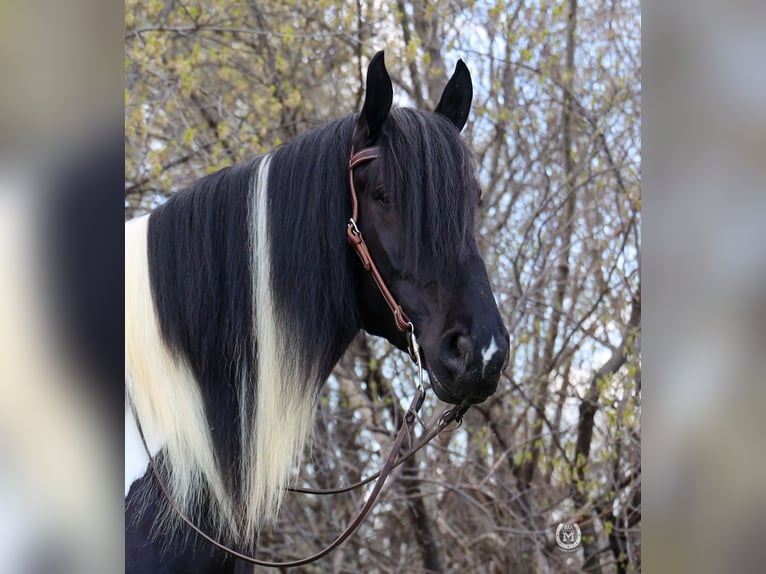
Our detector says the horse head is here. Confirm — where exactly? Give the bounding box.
[350,52,509,406]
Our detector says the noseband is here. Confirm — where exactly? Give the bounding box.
[136,146,464,568]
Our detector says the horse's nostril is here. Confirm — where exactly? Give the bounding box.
[455,335,472,362]
[440,331,473,376]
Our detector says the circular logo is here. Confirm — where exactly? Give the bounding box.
[555,522,581,552]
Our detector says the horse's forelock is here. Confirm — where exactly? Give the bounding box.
[379,109,479,283]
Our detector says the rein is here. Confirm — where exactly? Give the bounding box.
[136,146,461,568]
[287,404,466,496]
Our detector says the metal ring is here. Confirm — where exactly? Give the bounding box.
[406,330,422,368]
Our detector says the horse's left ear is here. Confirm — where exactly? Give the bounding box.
[353,51,393,150]
[435,60,473,132]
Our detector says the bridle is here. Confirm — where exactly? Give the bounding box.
[347,146,415,336]
[137,146,467,568]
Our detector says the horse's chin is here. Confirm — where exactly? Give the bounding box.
[426,370,467,406]
[425,364,497,407]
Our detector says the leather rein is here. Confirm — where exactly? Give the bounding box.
[137,146,465,568]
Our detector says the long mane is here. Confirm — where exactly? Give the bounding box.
[124,108,478,545]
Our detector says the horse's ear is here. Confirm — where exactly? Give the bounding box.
[435,60,473,132]
[353,51,393,150]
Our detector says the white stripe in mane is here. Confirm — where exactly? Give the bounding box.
[245,153,318,541]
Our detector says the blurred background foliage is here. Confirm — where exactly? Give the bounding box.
[126,0,640,571]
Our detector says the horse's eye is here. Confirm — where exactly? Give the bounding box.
[376,192,392,207]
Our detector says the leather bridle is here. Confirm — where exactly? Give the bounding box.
[347,146,416,339]
[136,146,465,568]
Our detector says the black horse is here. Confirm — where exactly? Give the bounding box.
[125,51,509,573]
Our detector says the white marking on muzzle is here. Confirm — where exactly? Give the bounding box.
[481,337,499,376]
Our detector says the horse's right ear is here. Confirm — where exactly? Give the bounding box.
[352,51,393,150]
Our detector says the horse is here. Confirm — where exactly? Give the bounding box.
[125,51,510,573]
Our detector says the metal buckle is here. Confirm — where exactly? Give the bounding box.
[406,328,425,393]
